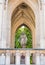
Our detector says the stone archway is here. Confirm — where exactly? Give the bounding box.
[11,3,35,48]
[7,0,40,48]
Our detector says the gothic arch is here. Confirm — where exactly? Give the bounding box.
[11,2,35,48]
[11,17,35,48]
[8,0,40,48]
[8,0,39,18]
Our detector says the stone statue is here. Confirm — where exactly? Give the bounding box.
[20,32,27,48]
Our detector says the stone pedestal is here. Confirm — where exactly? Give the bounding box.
[25,51,30,65]
[16,50,20,65]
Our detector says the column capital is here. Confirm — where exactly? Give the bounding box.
[1,53,5,56]
[25,50,30,56]
[6,52,10,56]
[40,53,44,56]
[35,51,41,56]
[6,50,10,56]
[16,50,20,56]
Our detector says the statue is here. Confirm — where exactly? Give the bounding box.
[19,32,27,48]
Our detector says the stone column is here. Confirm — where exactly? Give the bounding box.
[16,50,20,65]
[6,51,10,65]
[42,0,45,48]
[0,0,8,48]
[6,0,11,48]
[25,51,30,65]
[1,0,8,48]
[0,53,5,65]
[0,0,5,48]
[40,54,44,65]
[35,13,40,48]
[39,0,45,48]
[0,0,6,64]
[43,54,45,64]
[36,53,41,65]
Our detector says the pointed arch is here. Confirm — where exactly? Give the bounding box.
[7,0,40,48]
[8,0,38,18]
[11,2,35,27]
[11,16,35,48]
